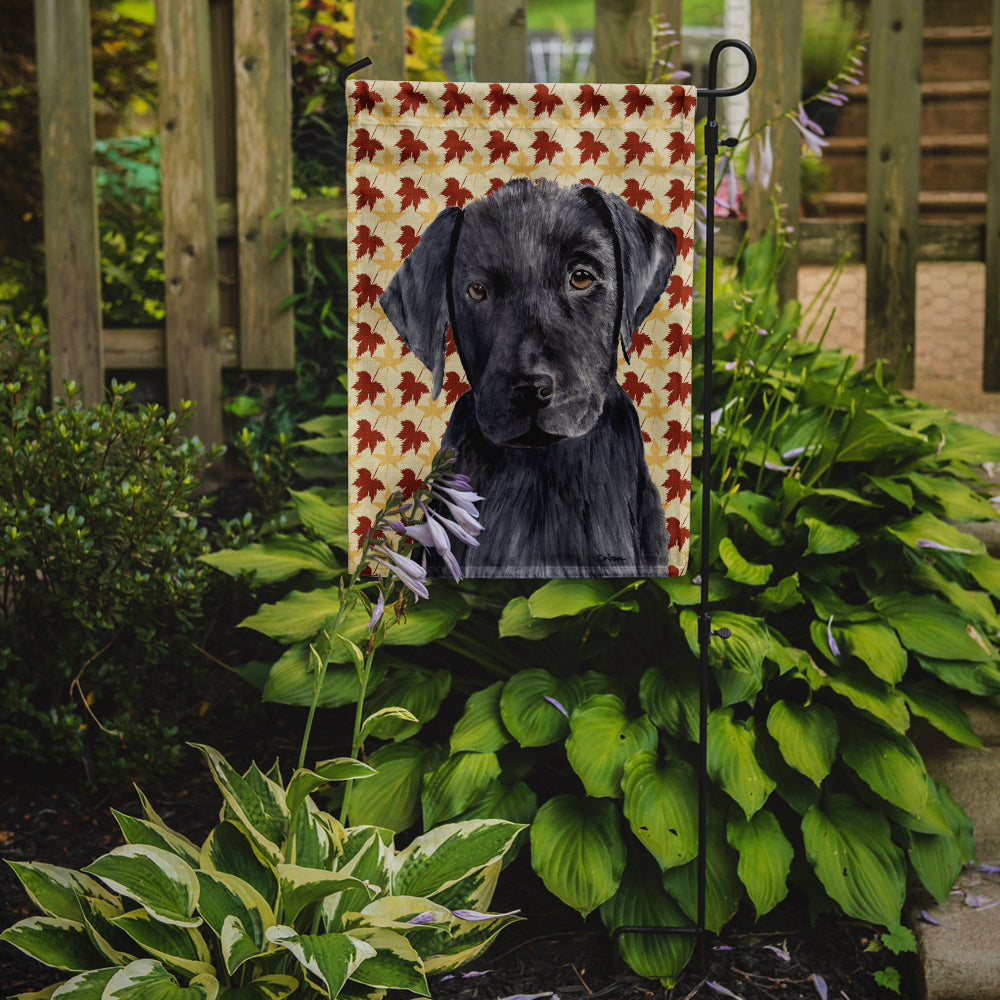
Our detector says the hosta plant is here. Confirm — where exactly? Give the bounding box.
[1,744,523,999]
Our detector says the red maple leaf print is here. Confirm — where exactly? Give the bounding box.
[353,273,383,309]
[622,84,654,118]
[442,129,474,163]
[397,225,420,258]
[531,84,563,116]
[442,370,470,404]
[396,82,428,114]
[353,418,385,453]
[668,177,695,213]
[354,515,373,545]
[621,131,654,165]
[353,321,384,357]
[397,177,429,211]
[666,322,692,355]
[398,419,430,455]
[664,371,692,405]
[354,467,385,504]
[396,467,423,499]
[663,419,692,454]
[667,275,693,310]
[486,177,506,196]
[668,131,695,165]
[351,127,383,162]
[575,84,609,116]
[397,128,428,163]
[353,81,382,114]
[621,178,653,211]
[353,176,383,211]
[631,328,652,356]
[642,430,652,445]
[441,176,474,208]
[441,82,472,115]
[669,85,697,119]
[576,131,608,164]
[397,370,429,406]
[353,224,384,259]
[485,83,517,116]
[445,324,457,357]
[666,516,691,548]
[531,131,563,164]
[673,227,695,259]
[486,129,517,164]
[621,371,652,405]
[662,468,691,502]
[353,370,384,406]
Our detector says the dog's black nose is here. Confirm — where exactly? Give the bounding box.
[510,374,554,410]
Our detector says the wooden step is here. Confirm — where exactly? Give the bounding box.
[922,25,993,83]
[922,0,992,28]
[813,190,987,222]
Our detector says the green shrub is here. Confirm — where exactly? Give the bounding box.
[0,317,220,783]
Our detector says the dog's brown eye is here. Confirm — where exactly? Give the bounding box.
[467,283,487,302]
[570,269,594,290]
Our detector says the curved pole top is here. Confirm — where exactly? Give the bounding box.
[699,39,756,99]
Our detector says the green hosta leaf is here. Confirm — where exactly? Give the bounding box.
[866,474,914,509]
[5,862,117,923]
[453,779,538,827]
[724,490,784,545]
[835,621,907,684]
[277,865,374,925]
[802,793,906,926]
[755,573,805,614]
[802,517,859,556]
[345,926,428,994]
[393,820,524,901]
[450,682,511,754]
[359,706,421,742]
[288,488,349,546]
[112,812,201,868]
[681,610,770,706]
[200,822,278,910]
[599,853,694,987]
[565,695,658,798]
[265,926,375,997]
[901,680,982,748]
[916,655,1000,697]
[639,664,699,742]
[0,916,107,971]
[910,562,1000,633]
[909,827,965,905]
[707,708,776,818]
[967,553,1000,597]
[261,644,386,709]
[499,670,584,747]
[103,959,218,1000]
[421,751,502,828]
[874,594,995,662]
[621,751,698,871]
[347,740,442,832]
[935,421,1000,464]
[886,512,985,556]
[530,795,626,917]
[527,579,619,617]
[362,667,451,740]
[83,846,200,928]
[216,975,299,1000]
[497,597,564,639]
[765,700,838,786]
[835,410,927,463]
[200,535,340,584]
[285,759,376,822]
[195,871,273,974]
[807,660,910,732]
[906,472,998,521]
[718,537,772,585]
[111,908,214,978]
[727,811,793,918]
[839,718,929,816]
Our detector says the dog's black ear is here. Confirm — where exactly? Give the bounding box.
[579,186,677,361]
[378,206,462,400]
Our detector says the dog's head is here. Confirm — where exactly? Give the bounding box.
[379,178,676,447]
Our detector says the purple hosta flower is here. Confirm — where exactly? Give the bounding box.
[407,911,438,925]
[370,544,429,600]
[791,104,829,156]
[391,515,463,582]
[451,908,521,921]
[367,590,385,631]
[544,695,569,718]
[917,538,973,555]
[827,615,841,658]
[422,500,479,549]
[715,157,742,216]
[746,125,774,191]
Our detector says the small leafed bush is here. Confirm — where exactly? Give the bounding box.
[1,744,524,998]
[0,317,218,782]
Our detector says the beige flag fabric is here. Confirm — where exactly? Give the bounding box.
[347,79,696,578]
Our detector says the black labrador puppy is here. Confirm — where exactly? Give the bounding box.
[379,177,678,578]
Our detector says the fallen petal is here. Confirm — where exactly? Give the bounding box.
[763,944,790,961]
[707,983,742,999]
[544,695,569,717]
[452,908,521,921]
[812,974,828,1000]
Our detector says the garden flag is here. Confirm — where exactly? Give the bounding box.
[347,79,697,578]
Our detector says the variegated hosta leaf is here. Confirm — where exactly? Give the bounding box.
[529,795,626,917]
[323,829,393,931]
[288,802,344,870]
[102,958,218,999]
[802,793,906,926]
[200,822,278,910]
[421,751,502,829]
[195,871,274,973]
[110,908,214,979]
[565,695,658,799]
[727,810,793,918]
[621,751,699,871]
[47,966,118,997]
[214,974,300,999]
[220,915,270,979]
[345,926,429,995]
[450,681,511,754]
[391,820,524,901]
[112,810,202,868]
[83,846,200,928]
[0,916,107,972]
[706,707,776,819]
[425,859,501,916]
[421,907,522,975]
[265,926,376,998]
[276,864,375,925]
[285,760,376,823]
[77,894,136,966]
[765,700,838,786]
[4,861,117,922]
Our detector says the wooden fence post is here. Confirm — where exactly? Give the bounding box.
[157,0,223,445]
[864,0,923,389]
[594,0,656,83]
[233,0,294,370]
[34,0,104,405]
[474,0,527,82]
[354,0,406,80]
[746,0,801,305]
[983,0,1000,390]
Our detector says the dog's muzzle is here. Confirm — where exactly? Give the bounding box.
[509,374,554,411]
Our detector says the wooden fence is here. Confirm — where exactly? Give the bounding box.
[33,0,1000,445]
